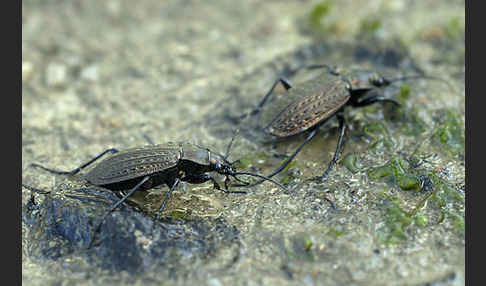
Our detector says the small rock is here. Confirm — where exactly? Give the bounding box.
[208,278,222,286]
[22,61,34,81]
[80,65,99,82]
[45,62,67,88]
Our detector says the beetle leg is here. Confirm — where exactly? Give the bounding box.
[351,94,401,107]
[237,77,293,123]
[88,175,150,249]
[311,112,347,183]
[22,183,51,195]
[219,176,247,194]
[224,128,239,160]
[154,178,181,222]
[181,173,212,184]
[267,128,318,179]
[253,77,293,114]
[233,128,318,188]
[30,148,120,176]
[143,134,155,145]
[297,64,341,75]
[183,173,246,194]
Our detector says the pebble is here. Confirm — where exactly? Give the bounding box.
[45,62,67,88]
[80,65,99,82]
[22,61,34,81]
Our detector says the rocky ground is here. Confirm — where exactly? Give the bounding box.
[22,1,465,285]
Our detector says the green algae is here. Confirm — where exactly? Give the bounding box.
[363,121,390,139]
[396,174,420,191]
[427,174,465,233]
[280,159,299,185]
[307,1,340,36]
[379,192,433,244]
[414,216,427,228]
[359,18,382,37]
[342,153,361,174]
[431,109,465,157]
[168,209,191,219]
[302,235,313,251]
[375,171,464,244]
[369,138,396,153]
[382,84,429,136]
[399,110,429,137]
[368,165,393,179]
[446,16,463,39]
[363,121,397,153]
[285,233,315,262]
[368,156,420,191]
[399,84,411,101]
[309,1,333,28]
[382,199,412,243]
[323,225,347,239]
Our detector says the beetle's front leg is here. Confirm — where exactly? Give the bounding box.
[181,173,212,184]
[182,174,246,194]
[182,173,222,191]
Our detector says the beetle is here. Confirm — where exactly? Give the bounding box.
[23,137,286,247]
[237,64,446,185]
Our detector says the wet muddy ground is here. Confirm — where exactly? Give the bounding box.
[22,1,465,285]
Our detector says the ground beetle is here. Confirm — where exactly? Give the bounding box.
[23,135,286,247]
[237,64,447,185]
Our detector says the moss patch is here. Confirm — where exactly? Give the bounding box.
[363,121,397,153]
[368,156,420,191]
[359,18,382,38]
[342,153,361,174]
[431,109,465,157]
[307,1,341,36]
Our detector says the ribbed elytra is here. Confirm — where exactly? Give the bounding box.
[264,74,350,137]
[85,144,182,186]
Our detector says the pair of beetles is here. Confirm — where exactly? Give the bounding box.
[23,63,432,247]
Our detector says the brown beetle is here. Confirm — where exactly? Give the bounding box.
[238,64,416,185]
[23,137,286,247]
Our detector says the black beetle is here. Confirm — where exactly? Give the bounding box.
[23,136,286,247]
[238,64,446,185]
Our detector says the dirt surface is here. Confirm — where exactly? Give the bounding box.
[22,1,465,285]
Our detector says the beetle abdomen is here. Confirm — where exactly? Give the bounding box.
[85,146,181,185]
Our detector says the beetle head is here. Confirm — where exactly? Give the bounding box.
[209,154,236,176]
[369,73,391,87]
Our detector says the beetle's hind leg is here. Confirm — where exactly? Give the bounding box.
[30,148,120,176]
[22,183,51,194]
[310,112,347,183]
[89,175,150,249]
[154,178,181,222]
[237,77,293,124]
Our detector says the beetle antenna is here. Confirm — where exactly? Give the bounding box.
[232,171,288,192]
[224,128,239,160]
[304,63,339,73]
